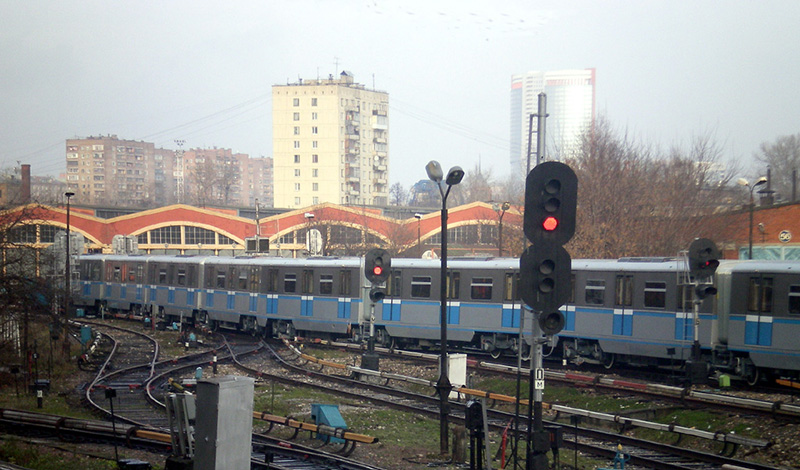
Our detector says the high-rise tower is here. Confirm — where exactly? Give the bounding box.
[510,69,595,171]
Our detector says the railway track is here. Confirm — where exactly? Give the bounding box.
[241,340,785,470]
[72,322,382,469]
[313,339,800,422]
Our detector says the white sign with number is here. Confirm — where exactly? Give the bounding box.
[534,367,545,390]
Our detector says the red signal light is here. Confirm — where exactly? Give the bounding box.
[542,216,558,231]
[373,266,383,276]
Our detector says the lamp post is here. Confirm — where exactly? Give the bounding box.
[304,212,315,256]
[414,213,422,256]
[492,201,510,257]
[64,192,74,311]
[64,191,74,357]
[426,160,464,455]
[737,176,767,259]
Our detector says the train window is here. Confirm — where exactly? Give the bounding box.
[216,270,226,289]
[188,266,197,287]
[106,264,114,281]
[249,268,259,293]
[302,270,313,294]
[747,277,773,313]
[159,269,167,284]
[320,274,333,295]
[284,273,297,293]
[448,272,461,299]
[149,264,157,284]
[388,271,402,297]
[615,275,633,307]
[471,277,493,300]
[238,269,248,290]
[411,276,432,298]
[267,269,279,292]
[339,270,352,296]
[113,266,121,282]
[177,269,186,286]
[789,285,800,314]
[128,267,136,282]
[585,279,605,305]
[644,281,666,308]
[503,273,518,301]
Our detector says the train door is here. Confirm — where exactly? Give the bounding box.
[382,269,401,322]
[501,273,521,329]
[613,274,633,336]
[745,275,773,346]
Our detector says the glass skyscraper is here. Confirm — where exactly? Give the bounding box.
[510,69,595,173]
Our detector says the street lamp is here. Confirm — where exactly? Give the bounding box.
[492,201,511,257]
[425,160,464,455]
[64,191,74,357]
[737,176,767,259]
[414,213,422,256]
[304,212,316,255]
[64,191,75,325]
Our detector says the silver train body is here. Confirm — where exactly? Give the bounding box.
[75,254,800,383]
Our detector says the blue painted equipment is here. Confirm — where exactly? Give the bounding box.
[311,404,347,444]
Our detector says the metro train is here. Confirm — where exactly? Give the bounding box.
[74,254,800,384]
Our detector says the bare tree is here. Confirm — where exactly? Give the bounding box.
[566,117,733,259]
[388,182,408,206]
[755,133,800,201]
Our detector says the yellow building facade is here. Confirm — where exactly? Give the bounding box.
[272,72,389,209]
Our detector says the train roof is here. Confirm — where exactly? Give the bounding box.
[715,259,800,274]
[77,253,800,274]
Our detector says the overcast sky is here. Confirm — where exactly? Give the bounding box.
[2,0,799,189]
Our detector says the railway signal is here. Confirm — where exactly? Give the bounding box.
[523,161,578,246]
[365,248,391,284]
[519,241,571,316]
[688,238,720,279]
[520,162,577,335]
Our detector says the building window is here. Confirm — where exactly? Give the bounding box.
[312,154,319,163]
[293,112,300,121]
[311,98,318,106]
[312,126,318,134]
[295,197,301,205]
[312,183,318,191]
[294,169,301,177]
[294,141,300,149]
[312,141,318,149]
[294,126,300,135]
[312,112,318,120]
[294,155,300,163]
[295,183,301,191]
[312,197,319,204]
[312,169,319,177]
[293,98,299,106]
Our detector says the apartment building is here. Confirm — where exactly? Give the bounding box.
[66,136,272,208]
[272,71,389,208]
[66,135,160,207]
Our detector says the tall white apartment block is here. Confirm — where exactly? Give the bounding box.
[510,69,595,172]
[272,72,389,209]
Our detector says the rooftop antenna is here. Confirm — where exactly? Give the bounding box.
[333,56,339,74]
